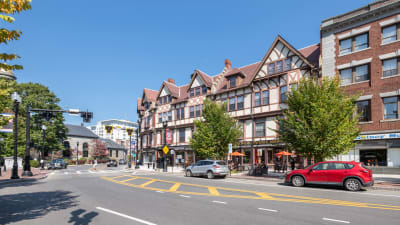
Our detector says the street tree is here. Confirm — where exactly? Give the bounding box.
[0,0,31,71]
[276,77,360,162]
[0,78,15,126]
[190,99,242,160]
[92,139,108,159]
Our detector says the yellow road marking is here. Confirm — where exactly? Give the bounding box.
[208,187,220,196]
[101,176,400,211]
[120,177,139,183]
[169,183,181,192]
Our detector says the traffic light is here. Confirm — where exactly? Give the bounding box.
[105,125,113,134]
[126,128,134,136]
[40,111,54,121]
[80,111,93,123]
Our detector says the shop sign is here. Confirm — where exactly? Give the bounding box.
[234,139,283,146]
[356,133,400,140]
[257,149,263,156]
[177,155,182,159]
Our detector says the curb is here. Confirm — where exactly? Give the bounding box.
[0,173,48,186]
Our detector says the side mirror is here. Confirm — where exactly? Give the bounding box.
[308,168,313,172]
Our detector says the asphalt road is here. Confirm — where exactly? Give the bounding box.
[1,167,399,225]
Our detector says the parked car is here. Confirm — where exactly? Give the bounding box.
[185,160,229,179]
[119,159,127,165]
[107,159,118,167]
[285,161,374,191]
[48,159,68,169]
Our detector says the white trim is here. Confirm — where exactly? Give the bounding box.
[340,80,369,87]
[339,47,370,57]
[357,94,373,101]
[381,74,400,79]
[337,26,370,40]
[379,49,400,60]
[379,90,400,98]
[379,14,400,27]
[380,39,400,46]
[337,58,372,70]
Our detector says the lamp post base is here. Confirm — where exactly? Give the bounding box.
[11,167,19,179]
[22,170,33,176]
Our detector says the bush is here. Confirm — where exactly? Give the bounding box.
[30,160,40,168]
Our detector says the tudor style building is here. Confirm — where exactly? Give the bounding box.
[137,35,320,168]
[321,0,400,167]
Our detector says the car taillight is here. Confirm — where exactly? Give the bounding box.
[213,165,219,168]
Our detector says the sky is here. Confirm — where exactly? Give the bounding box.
[8,0,372,126]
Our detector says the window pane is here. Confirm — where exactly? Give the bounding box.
[355,64,369,82]
[168,111,172,121]
[237,96,244,110]
[255,92,261,106]
[159,113,162,123]
[190,106,194,118]
[356,100,370,122]
[340,68,353,85]
[255,122,265,137]
[176,109,180,120]
[163,112,167,121]
[195,87,201,96]
[181,108,185,119]
[383,58,398,77]
[268,63,275,74]
[382,25,397,44]
[262,90,269,105]
[179,128,185,142]
[280,86,287,102]
[354,33,368,51]
[383,97,398,119]
[190,89,194,97]
[276,61,283,73]
[229,77,236,88]
[202,85,207,94]
[196,105,201,117]
[340,38,352,54]
[285,58,292,71]
[229,97,236,111]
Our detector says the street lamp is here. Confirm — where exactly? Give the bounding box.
[135,125,139,169]
[162,115,168,172]
[76,141,79,166]
[0,137,4,176]
[40,124,46,170]
[22,105,33,176]
[11,92,21,179]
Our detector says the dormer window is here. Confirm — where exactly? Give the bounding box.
[202,85,207,94]
[190,88,194,97]
[229,77,237,88]
[158,95,172,105]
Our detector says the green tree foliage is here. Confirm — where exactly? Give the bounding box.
[0,78,15,126]
[0,0,31,71]
[0,82,67,158]
[276,77,360,162]
[190,99,242,160]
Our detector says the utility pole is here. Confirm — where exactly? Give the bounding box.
[126,128,134,169]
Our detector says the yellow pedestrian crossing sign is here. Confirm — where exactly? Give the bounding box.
[163,145,169,154]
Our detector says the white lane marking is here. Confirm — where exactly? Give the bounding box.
[88,170,95,173]
[322,218,350,224]
[212,200,227,204]
[64,172,68,175]
[258,208,278,212]
[76,171,81,174]
[179,195,191,198]
[96,207,157,225]
[156,191,164,193]
[50,172,55,175]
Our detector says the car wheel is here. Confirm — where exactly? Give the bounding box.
[221,175,227,179]
[291,175,305,187]
[185,170,192,177]
[207,171,214,179]
[344,178,361,191]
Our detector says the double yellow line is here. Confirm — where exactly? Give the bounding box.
[102,175,400,211]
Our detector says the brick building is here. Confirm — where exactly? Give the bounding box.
[321,0,400,167]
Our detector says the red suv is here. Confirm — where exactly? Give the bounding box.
[285,161,374,191]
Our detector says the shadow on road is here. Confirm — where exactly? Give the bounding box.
[68,209,98,225]
[0,179,45,190]
[0,190,78,224]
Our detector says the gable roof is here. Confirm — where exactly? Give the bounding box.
[66,124,99,139]
[161,81,180,98]
[249,35,318,82]
[141,88,158,104]
[137,98,144,111]
[298,43,320,67]
[185,70,214,92]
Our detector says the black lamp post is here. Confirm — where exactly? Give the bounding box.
[0,138,3,176]
[22,105,33,176]
[135,125,139,169]
[11,92,21,179]
[40,124,46,170]
[76,142,79,166]
[162,117,168,173]
[128,134,132,169]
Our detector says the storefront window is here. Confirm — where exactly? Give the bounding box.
[360,149,387,166]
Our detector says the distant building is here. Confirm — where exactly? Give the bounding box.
[0,68,16,80]
[87,119,138,151]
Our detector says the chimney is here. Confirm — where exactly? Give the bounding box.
[168,78,175,84]
[225,59,232,71]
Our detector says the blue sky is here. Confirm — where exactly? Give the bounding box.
[9,0,371,125]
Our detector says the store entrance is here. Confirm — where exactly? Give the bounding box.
[360,149,387,166]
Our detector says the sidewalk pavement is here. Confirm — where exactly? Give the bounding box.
[0,167,48,185]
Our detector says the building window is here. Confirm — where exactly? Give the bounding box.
[190,106,194,118]
[340,33,368,54]
[276,61,283,73]
[195,105,201,117]
[176,108,180,120]
[180,108,184,120]
[229,77,236,88]
[285,58,292,71]
[356,100,371,122]
[382,58,398,77]
[158,113,162,123]
[179,128,185,142]
[168,95,172,103]
[262,90,269,105]
[268,63,275,74]
[163,112,167,122]
[280,86,287,102]
[237,96,244,110]
[83,143,89,157]
[340,64,369,85]
[383,96,398,119]
[255,120,265,137]
[190,88,194,97]
[202,85,207,94]
[229,97,236,111]
[195,87,201,96]
[222,99,228,111]
[382,25,397,44]
[255,92,261,106]
[168,111,172,121]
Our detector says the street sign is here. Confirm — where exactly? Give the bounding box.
[105,125,113,134]
[166,129,172,144]
[170,150,175,155]
[228,143,232,154]
[131,140,136,146]
[163,145,169,154]
[126,128,134,136]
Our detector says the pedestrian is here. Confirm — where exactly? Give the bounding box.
[93,158,97,171]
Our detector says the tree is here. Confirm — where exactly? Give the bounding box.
[0,0,31,71]
[0,78,15,127]
[276,77,360,162]
[190,99,242,160]
[92,139,108,159]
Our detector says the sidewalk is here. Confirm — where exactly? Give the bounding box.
[0,168,48,185]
